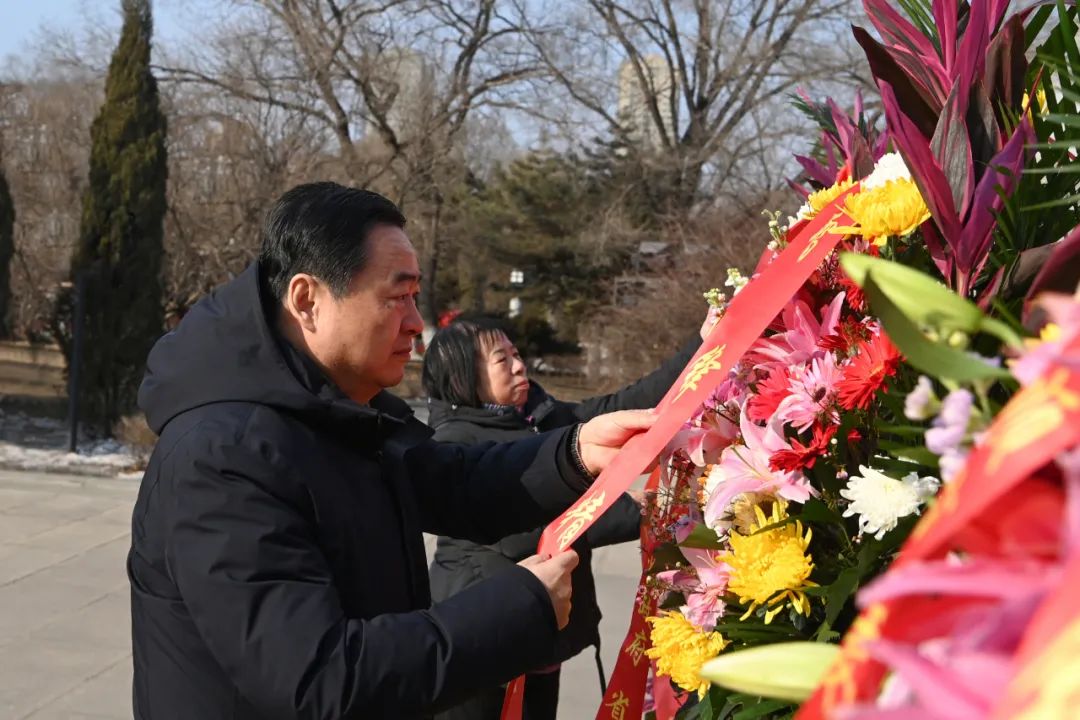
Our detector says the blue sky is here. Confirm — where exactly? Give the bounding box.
[1,0,202,62]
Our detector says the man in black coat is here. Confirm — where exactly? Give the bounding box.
[128,182,654,720]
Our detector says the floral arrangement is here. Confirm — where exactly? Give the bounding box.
[632,0,1080,717]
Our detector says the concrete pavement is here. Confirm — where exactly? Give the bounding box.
[0,468,642,719]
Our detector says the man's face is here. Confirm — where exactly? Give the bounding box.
[310,225,424,403]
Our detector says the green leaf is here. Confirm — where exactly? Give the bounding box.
[840,254,982,332]
[822,567,861,627]
[797,497,844,525]
[1019,193,1080,211]
[678,684,729,720]
[1026,5,1055,48]
[680,524,725,549]
[732,699,794,720]
[649,543,688,573]
[863,274,1012,381]
[877,441,939,466]
[875,423,933,436]
[814,621,841,643]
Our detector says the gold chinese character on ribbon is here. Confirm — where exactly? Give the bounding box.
[555,490,606,551]
[625,630,648,667]
[984,368,1080,473]
[1009,615,1080,719]
[821,602,888,710]
[673,344,726,403]
[798,216,842,263]
[604,690,630,720]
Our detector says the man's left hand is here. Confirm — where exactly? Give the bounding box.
[577,409,657,476]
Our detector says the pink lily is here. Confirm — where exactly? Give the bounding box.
[656,547,732,631]
[702,409,815,529]
[747,292,845,368]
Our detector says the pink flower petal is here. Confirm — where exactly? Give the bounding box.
[859,559,1059,608]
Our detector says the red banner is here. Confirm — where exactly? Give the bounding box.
[595,468,666,720]
[499,190,860,720]
[797,337,1080,718]
[994,551,1080,718]
[537,194,857,558]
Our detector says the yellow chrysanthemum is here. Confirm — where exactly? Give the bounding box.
[646,611,728,698]
[719,503,817,624]
[841,178,930,246]
[805,178,856,218]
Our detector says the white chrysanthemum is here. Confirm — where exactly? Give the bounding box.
[792,202,813,223]
[861,152,912,191]
[840,466,939,539]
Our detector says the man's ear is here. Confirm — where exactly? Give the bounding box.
[284,273,320,333]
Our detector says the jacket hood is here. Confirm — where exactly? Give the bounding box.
[138,262,413,435]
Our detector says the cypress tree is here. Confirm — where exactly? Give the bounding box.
[69,0,167,433]
[0,160,14,339]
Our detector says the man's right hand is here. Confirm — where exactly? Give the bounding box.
[518,551,579,629]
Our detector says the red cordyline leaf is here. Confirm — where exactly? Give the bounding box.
[863,0,949,103]
[795,153,837,188]
[956,117,1033,282]
[1025,223,1080,311]
[933,0,959,72]
[880,81,961,239]
[789,91,884,188]
[853,26,940,138]
[953,0,991,111]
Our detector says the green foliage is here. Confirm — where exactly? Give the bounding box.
[0,165,13,338]
[63,0,168,432]
[841,253,1020,381]
[451,149,631,344]
[992,1,1080,306]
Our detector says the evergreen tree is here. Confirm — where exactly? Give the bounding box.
[0,160,14,339]
[67,0,167,432]
[462,150,630,343]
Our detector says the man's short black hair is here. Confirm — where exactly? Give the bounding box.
[259,182,407,300]
[422,319,510,407]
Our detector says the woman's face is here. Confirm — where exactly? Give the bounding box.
[477,332,529,407]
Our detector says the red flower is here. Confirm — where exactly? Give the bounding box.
[769,423,837,472]
[819,316,872,354]
[838,274,867,314]
[747,367,791,423]
[836,332,902,410]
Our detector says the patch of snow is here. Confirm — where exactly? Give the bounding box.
[0,440,139,477]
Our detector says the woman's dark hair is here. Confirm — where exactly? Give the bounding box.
[259,181,407,300]
[422,319,510,407]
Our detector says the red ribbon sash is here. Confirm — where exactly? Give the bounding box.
[501,191,859,720]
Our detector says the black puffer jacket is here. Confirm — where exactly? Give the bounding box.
[129,263,597,720]
[428,338,700,664]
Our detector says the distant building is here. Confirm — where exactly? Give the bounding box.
[366,48,435,145]
[617,54,675,151]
